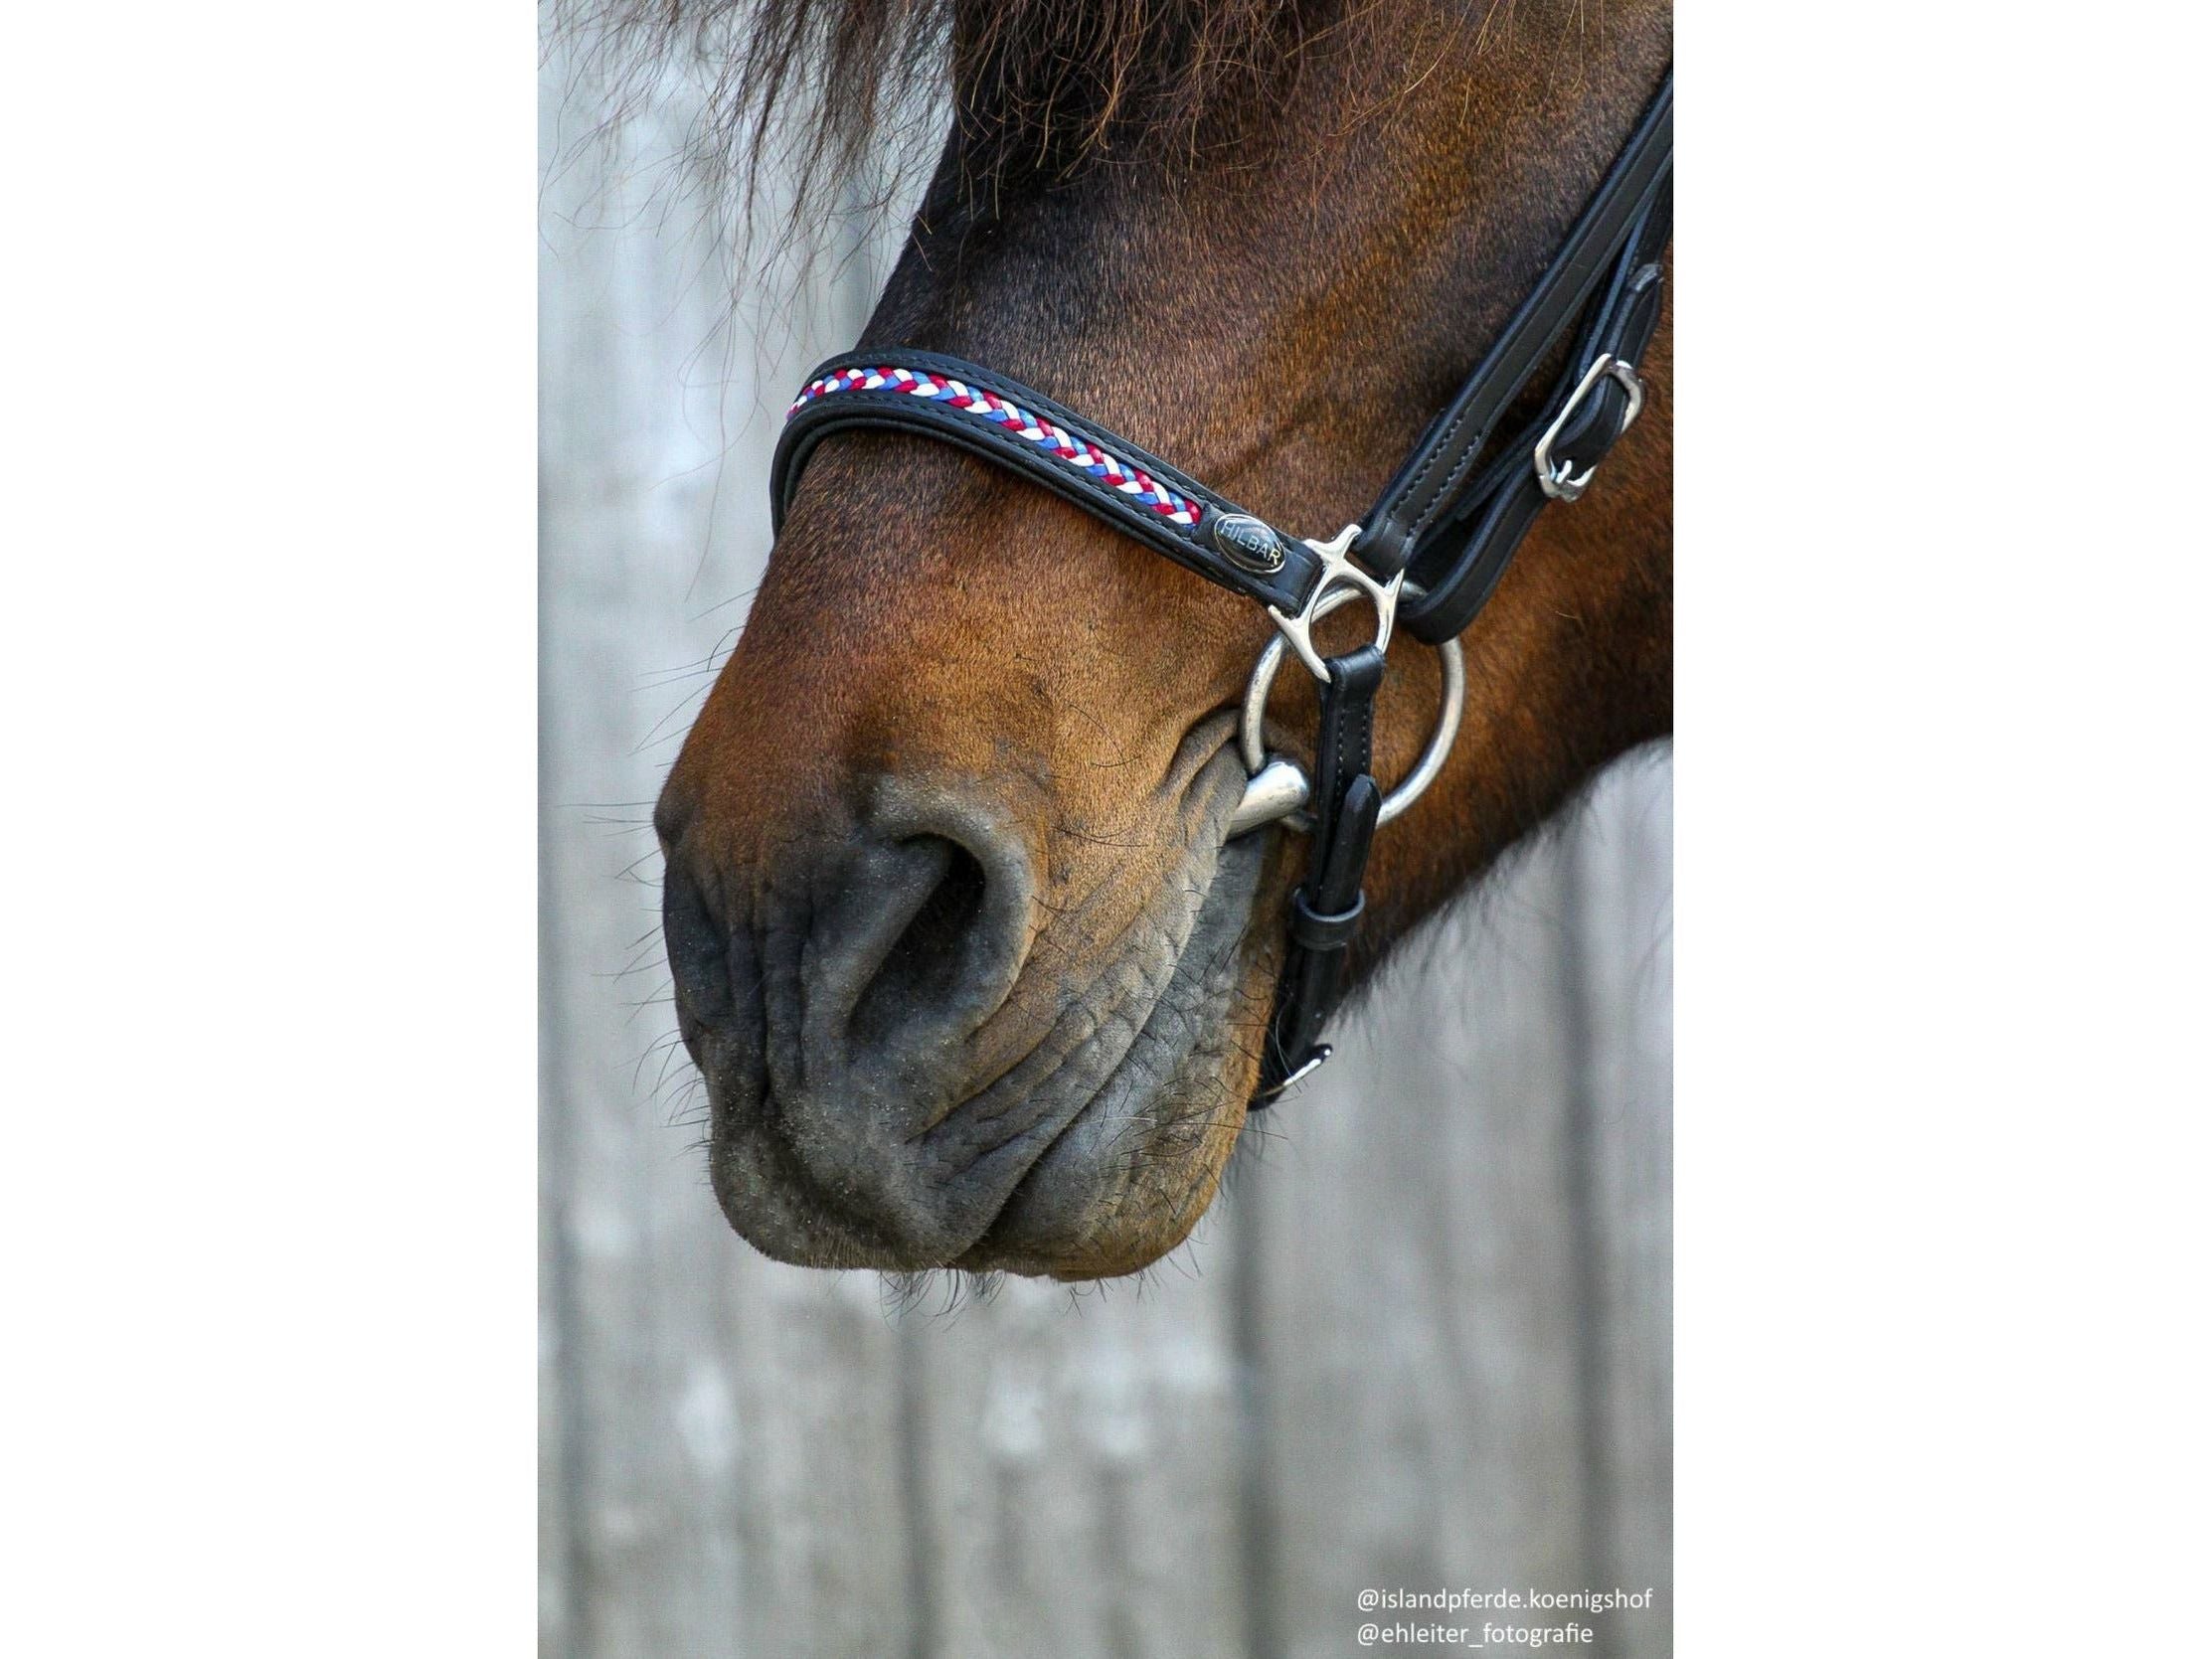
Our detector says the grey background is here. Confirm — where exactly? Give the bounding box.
[541,41,1673,1659]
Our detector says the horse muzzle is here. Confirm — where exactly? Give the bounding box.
[657,745,1266,1274]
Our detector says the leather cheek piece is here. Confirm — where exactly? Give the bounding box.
[1353,74,1672,582]
[1400,195,1671,645]
[1257,649,1387,1097]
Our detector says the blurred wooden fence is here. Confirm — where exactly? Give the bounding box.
[541,47,1671,1659]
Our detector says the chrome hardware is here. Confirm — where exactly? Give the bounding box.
[1533,354,1645,502]
[1266,523,1403,684]
[1225,756,1312,839]
[1257,1044,1333,1097]
[1231,583,1466,838]
[1211,513,1287,575]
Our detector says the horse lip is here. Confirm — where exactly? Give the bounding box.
[951,811,1265,1271]
[703,724,1263,1272]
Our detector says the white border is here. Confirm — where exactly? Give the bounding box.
[1679,4,2210,1651]
[5,2,2209,1649]
[6,4,533,1648]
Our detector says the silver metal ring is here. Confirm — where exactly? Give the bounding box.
[1230,586,1465,837]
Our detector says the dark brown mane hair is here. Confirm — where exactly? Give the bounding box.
[559,0,1421,224]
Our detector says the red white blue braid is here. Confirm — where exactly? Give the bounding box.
[785,366,1203,527]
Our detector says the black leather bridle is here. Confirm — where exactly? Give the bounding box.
[773,71,1671,1104]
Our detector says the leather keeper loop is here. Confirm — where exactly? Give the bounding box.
[1289,886,1366,951]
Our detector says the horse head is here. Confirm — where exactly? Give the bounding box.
[646,0,1672,1276]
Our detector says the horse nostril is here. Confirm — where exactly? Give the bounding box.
[657,785,1034,1123]
[849,836,991,1056]
[662,854,734,1028]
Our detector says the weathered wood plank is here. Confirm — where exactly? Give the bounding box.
[540,49,923,1657]
[1238,826,1593,1659]
[1235,755,1672,1657]
[902,1263,1249,1659]
[1568,750,1674,1656]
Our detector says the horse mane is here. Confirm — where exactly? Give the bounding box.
[559,0,1354,221]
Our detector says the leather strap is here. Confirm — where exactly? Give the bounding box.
[1256,645,1384,1100]
[1401,173,1671,641]
[1353,71,1671,587]
[773,350,1326,616]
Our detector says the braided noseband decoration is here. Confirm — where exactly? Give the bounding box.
[786,365,1204,527]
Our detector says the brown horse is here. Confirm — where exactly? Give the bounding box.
[638,0,1671,1278]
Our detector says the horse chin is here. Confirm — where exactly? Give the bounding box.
[951,828,1268,1278]
[701,752,1271,1280]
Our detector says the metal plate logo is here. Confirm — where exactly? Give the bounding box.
[1211,513,1285,575]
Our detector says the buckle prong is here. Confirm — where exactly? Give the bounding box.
[1533,354,1645,502]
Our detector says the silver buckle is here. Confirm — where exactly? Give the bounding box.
[1533,354,1645,502]
[1265,523,1403,684]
